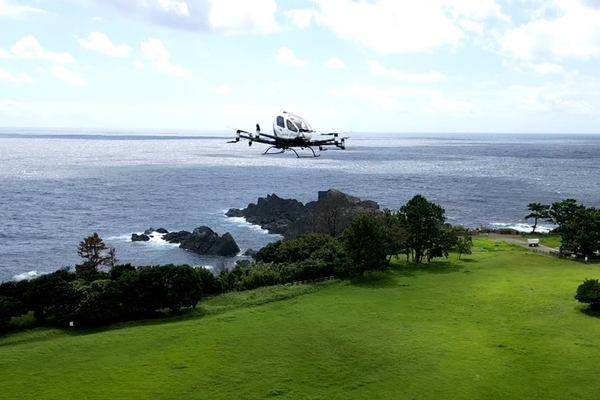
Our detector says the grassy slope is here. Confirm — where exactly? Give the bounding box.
[2,238,600,400]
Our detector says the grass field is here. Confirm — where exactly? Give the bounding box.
[2,238,600,400]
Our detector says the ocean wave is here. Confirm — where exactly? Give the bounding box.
[489,222,554,234]
[110,231,180,247]
[226,216,272,235]
[13,270,39,281]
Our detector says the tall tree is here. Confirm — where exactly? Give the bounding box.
[400,195,447,263]
[548,199,580,230]
[342,213,388,274]
[381,209,408,263]
[525,203,550,233]
[560,206,600,259]
[77,233,112,272]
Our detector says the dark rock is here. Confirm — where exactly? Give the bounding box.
[226,189,380,238]
[131,233,150,242]
[180,227,218,254]
[209,233,240,257]
[163,230,192,243]
[143,228,154,235]
[243,248,258,258]
[226,193,306,235]
[156,228,169,234]
[179,227,240,257]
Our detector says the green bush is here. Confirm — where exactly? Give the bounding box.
[0,296,26,329]
[575,279,600,310]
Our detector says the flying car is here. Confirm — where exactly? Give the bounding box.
[229,112,348,158]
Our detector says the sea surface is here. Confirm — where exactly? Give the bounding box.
[1,130,599,282]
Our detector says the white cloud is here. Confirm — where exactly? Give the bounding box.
[368,61,446,82]
[285,9,319,29]
[333,82,471,113]
[276,47,307,67]
[157,0,189,17]
[208,0,277,33]
[0,67,34,84]
[0,0,45,18]
[6,35,75,64]
[99,0,277,34]
[78,32,131,57]
[51,65,85,86]
[501,0,600,60]
[290,0,507,54]
[140,38,191,78]
[498,83,593,114]
[325,57,345,70]
[211,84,232,95]
[530,62,564,74]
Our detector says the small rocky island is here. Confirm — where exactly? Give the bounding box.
[131,227,240,257]
[226,189,380,238]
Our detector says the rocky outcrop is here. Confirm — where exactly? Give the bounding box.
[163,230,192,244]
[132,227,240,257]
[226,194,305,235]
[243,248,258,258]
[131,233,150,242]
[226,189,380,238]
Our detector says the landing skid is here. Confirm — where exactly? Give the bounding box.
[263,146,320,158]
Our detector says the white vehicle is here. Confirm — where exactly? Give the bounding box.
[527,238,540,247]
[272,112,314,140]
[230,111,348,158]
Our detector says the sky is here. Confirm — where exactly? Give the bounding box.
[1,0,600,133]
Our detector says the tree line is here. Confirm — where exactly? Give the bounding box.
[1,194,472,330]
[526,199,600,259]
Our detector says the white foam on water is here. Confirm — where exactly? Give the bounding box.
[112,231,180,247]
[145,231,180,248]
[13,270,38,281]
[490,222,554,234]
[107,234,132,241]
[227,216,272,235]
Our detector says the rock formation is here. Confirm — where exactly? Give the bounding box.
[226,189,380,238]
[131,227,240,257]
[131,233,150,242]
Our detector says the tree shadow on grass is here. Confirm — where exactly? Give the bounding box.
[349,271,400,289]
[391,259,472,277]
[580,306,600,318]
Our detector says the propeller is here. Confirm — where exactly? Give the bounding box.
[321,132,339,138]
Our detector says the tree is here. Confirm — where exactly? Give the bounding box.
[381,210,409,263]
[342,213,388,275]
[575,279,600,310]
[560,206,600,259]
[400,195,447,263]
[525,203,550,233]
[452,226,473,260]
[548,199,580,230]
[0,296,25,329]
[77,233,112,272]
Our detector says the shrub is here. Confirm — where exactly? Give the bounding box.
[0,296,26,329]
[575,279,600,310]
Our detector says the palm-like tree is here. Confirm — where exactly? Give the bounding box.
[525,203,550,233]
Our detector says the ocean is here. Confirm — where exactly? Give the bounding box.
[1,130,599,282]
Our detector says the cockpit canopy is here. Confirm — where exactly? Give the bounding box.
[274,112,313,133]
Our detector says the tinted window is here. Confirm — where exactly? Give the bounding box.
[276,116,285,128]
[286,119,298,132]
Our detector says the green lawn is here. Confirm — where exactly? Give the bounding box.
[1,238,599,400]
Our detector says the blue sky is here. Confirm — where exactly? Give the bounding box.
[1,0,600,133]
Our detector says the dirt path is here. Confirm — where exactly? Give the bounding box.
[486,233,560,256]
